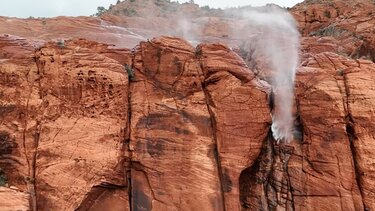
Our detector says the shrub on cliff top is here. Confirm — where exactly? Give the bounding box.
[123,8,139,16]
[310,25,347,37]
[96,6,108,16]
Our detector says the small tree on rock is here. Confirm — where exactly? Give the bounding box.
[96,6,107,16]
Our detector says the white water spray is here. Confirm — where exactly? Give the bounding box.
[242,7,300,142]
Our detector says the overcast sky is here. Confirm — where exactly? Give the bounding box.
[0,0,303,18]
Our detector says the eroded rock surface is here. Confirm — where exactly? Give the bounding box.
[292,0,375,61]
[0,187,30,211]
[198,43,270,210]
[293,53,366,211]
[0,35,130,210]
[129,37,223,210]
[0,1,375,208]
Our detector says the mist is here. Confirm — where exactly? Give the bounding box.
[241,7,300,142]
[167,5,300,142]
[99,2,300,143]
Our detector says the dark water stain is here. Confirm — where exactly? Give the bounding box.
[136,112,192,136]
[132,179,152,211]
[136,108,212,138]
[0,104,16,118]
[180,110,212,137]
[0,131,17,155]
[206,143,219,161]
[146,139,165,158]
[133,189,151,211]
[135,138,167,158]
[222,169,233,193]
[0,168,7,186]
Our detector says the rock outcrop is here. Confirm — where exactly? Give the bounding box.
[0,0,375,210]
[291,0,375,61]
[198,43,270,210]
[1,32,375,210]
[129,37,223,210]
[0,35,130,210]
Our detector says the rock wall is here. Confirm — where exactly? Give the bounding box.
[1,34,375,211]
[291,0,375,62]
[0,35,130,210]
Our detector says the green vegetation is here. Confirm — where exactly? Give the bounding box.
[337,69,344,76]
[96,6,108,16]
[155,0,178,13]
[123,8,139,16]
[0,168,7,186]
[195,47,202,56]
[304,0,334,5]
[56,39,65,48]
[25,176,35,184]
[124,64,134,81]
[310,25,347,37]
[201,5,210,10]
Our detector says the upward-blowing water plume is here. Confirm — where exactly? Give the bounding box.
[243,6,300,142]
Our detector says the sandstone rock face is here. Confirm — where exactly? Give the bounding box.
[2,32,374,211]
[345,60,375,209]
[0,16,145,49]
[127,37,271,211]
[33,41,129,211]
[1,0,375,210]
[129,37,223,211]
[293,53,375,211]
[0,187,30,211]
[291,0,375,61]
[0,35,131,210]
[234,53,375,211]
[198,43,270,210]
[294,53,365,211]
[1,0,374,63]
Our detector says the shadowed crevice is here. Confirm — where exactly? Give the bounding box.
[342,70,367,210]
[197,49,226,211]
[239,131,273,211]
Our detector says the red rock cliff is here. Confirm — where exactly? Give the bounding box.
[1,33,375,210]
[0,0,375,210]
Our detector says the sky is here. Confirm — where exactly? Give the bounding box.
[0,0,304,18]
